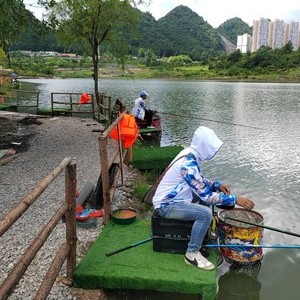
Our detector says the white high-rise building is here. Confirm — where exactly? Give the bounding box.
[251,18,271,52]
[284,21,300,50]
[237,34,252,53]
[269,19,285,49]
[238,18,300,52]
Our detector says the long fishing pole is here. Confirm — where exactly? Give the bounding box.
[106,237,152,257]
[158,111,261,130]
[204,244,300,249]
[224,215,300,238]
[105,237,300,257]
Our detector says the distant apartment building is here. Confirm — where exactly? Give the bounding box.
[284,21,300,50]
[237,34,252,53]
[251,18,271,52]
[269,19,285,49]
[237,18,300,53]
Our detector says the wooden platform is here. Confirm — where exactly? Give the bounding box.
[132,145,183,170]
[73,219,217,299]
[0,104,18,112]
[139,127,161,136]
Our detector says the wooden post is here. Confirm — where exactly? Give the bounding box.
[36,92,40,114]
[16,90,19,111]
[65,158,77,279]
[51,93,54,117]
[117,124,124,185]
[98,113,126,222]
[99,134,111,223]
[91,94,95,119]
[70,93,73,116]
[108,96,111,123]
[125,147,133,166]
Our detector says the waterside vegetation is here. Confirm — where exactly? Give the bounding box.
[2,44,300,83]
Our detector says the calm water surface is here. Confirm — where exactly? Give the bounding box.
[20,78,300,300]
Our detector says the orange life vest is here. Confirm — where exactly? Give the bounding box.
[79,93,91,104]
[109,114,138,148]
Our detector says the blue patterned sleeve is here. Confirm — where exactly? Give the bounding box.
[181,156,236,206]
[140,100,146,109]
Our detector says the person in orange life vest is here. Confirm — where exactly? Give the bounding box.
[131,91,157,128]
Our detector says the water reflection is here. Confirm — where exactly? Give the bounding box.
[217,262,262,300]
[258,249,300,300]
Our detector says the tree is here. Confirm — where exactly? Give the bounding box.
[0,0,30,67]
[43,0,150,107]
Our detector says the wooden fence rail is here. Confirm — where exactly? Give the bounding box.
[0,157,77,299]
[0,90,40,114]
[50,92,95,118]
[99,112,133,223]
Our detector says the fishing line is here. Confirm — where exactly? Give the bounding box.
[159,111,261,130]
[224,215,300,238]
[204,244,300,249]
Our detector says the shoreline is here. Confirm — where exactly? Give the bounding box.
[19,74,300,84]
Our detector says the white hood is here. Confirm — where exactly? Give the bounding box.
[190,126,223,161]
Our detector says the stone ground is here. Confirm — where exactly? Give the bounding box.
[0,111,153,299]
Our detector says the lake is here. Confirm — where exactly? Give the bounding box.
[20,78,300,299]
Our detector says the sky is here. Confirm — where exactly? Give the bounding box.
[24,0,300,28]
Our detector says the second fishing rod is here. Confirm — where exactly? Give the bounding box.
[157,111,262,130]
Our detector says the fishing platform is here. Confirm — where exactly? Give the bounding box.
[138,126,161,137]
[73,219,218,299]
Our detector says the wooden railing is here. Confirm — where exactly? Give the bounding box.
[0,158,77,299]
[50,92,123,125]
[98,112,132,222]
[50,92,95,118]
[96,93,112,124]
[0,90,40,114]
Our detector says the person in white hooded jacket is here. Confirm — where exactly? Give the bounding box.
[152,126,255,270]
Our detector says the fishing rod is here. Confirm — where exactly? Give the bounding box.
[158,111,261,130]
[106,237,152,257]
[224,215,300,238]
[106,237,300,257]
[204,244,300,249]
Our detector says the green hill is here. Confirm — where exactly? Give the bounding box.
[12,5,252,58]
[156,5,224,60]
[217,17,252,45]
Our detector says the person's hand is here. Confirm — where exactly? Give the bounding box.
[236,196,255,210]
[219,184,231,194]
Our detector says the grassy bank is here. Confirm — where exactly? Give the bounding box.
[2,55,300,83]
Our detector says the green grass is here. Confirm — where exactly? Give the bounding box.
[133,181,150,200]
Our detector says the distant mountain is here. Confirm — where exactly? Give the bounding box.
[216,17,252,45]
[133,6,250,59]
[156,5,224,60]
[13,5,252,59]
[132,11,169,56]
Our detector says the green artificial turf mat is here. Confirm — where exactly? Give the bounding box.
[73,219,217,300]
[139,127,161,134]
[132,145,183,170]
